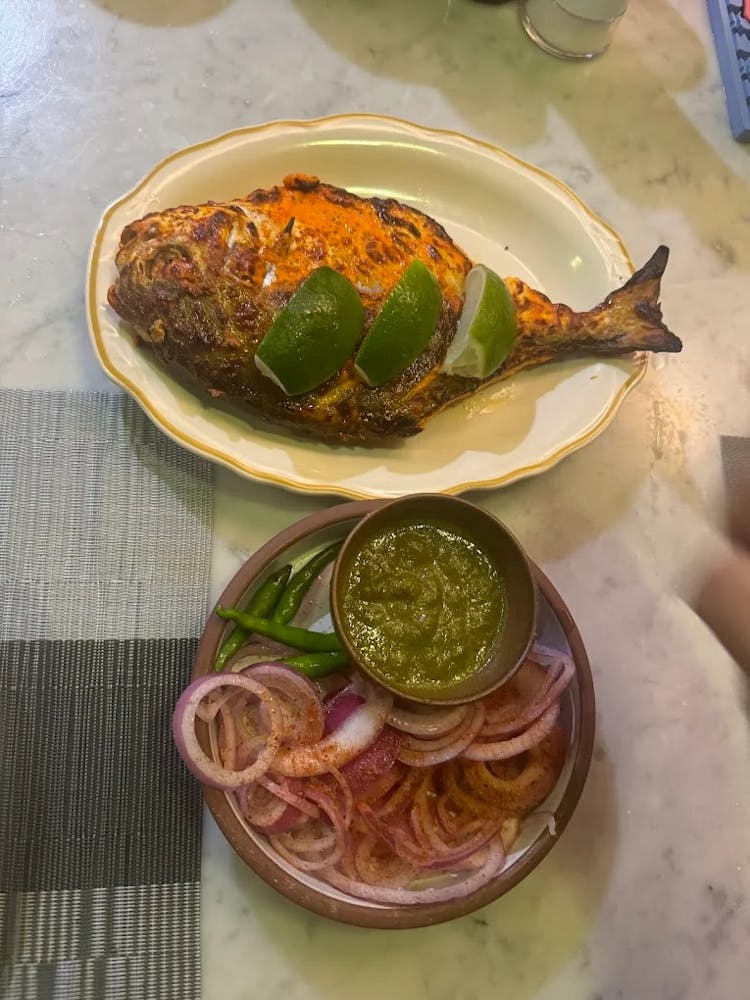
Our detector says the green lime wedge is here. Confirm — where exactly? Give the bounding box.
[442,265,517,379]
[255,267,364,396]
[354,260,442,387]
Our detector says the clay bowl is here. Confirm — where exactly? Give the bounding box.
[192,500,595,929]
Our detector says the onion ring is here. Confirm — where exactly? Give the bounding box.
[398,703,486,767]
[464,725,567,814]
[172,673,282,789]
[238,661,325,746]
[400,708,479,753]
[462,704,560,761]
[236,782,289,830]
[354,833,417,888]
[481,656,573,739]
[387,703,470,738]
[356,763,404,805]
[270,785,348,872]
[320,836,506,904]
[227,640,296,669]
[256,775,320,819]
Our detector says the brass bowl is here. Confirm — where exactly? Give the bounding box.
[330,494,537,705]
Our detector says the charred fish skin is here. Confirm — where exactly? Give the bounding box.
[107,175,681,444]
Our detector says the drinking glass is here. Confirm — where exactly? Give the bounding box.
[521,0,628,60]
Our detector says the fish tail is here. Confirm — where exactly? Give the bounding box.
[587,246,682,354]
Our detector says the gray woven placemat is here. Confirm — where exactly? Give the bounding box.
[0,390,213,1000]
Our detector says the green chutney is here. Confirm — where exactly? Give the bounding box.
[340,520,506,694]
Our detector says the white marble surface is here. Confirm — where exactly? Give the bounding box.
[4,0,750,997]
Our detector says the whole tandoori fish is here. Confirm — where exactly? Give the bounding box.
[107,174,681,443]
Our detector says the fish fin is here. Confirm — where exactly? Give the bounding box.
[594,246,682,354]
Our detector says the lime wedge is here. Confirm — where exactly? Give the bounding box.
[354,260,442,387]
[442,265,517,379]
[255,267,364,395]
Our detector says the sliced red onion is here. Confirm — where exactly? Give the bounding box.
[463,726,566,817]
[273,692,392,777]
[324,689,365,735]
[358,803,480,871]
[357,807,417,861]
[227,640,295,670]
[270,785,347,872]
[423,821,501,871]
[240,661,325,746]
[501,816,522,851]
[397,704,486,768]
[441,762,497,818]
[320,836,506,904]
[257,775,319,819]
[435,792,470,837]
[321,767,354,828]
[237,782,290,831]
[239,774,324,834]
[340,726,401,798]
[462,703,560,761]
[481,655,573,739]
[195,688,236,723]
[371,766,423,817]
[530,642,572,666]
[481,659,553,727]
[238,659,318,692]
[407,778,502,870]
[172,673,282,789]
[357,762,404,806]
[218,700,239,770]
[234,735,266,771]
[387,703,470,738]
[354,833,417,889]
[276,826,337,853]
[532,653,573,705]
[348,672,384,700]
[179,644,570,893]
[410,776,480,853]
[400,706,479,753]
[259,804,305,835]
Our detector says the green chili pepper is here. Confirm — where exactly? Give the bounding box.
[272,542,341,624]
[249,565,293,618]
[215,605,343,652]
[282,650,349,679]
[213,565,291,672]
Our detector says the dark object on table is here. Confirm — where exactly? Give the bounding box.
[721,435,750,547]
[692,435,750,674]
[707,1,750,142]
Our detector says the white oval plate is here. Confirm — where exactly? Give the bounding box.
[87,114,643,499]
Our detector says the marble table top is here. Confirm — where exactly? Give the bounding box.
[4,0,750,997]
